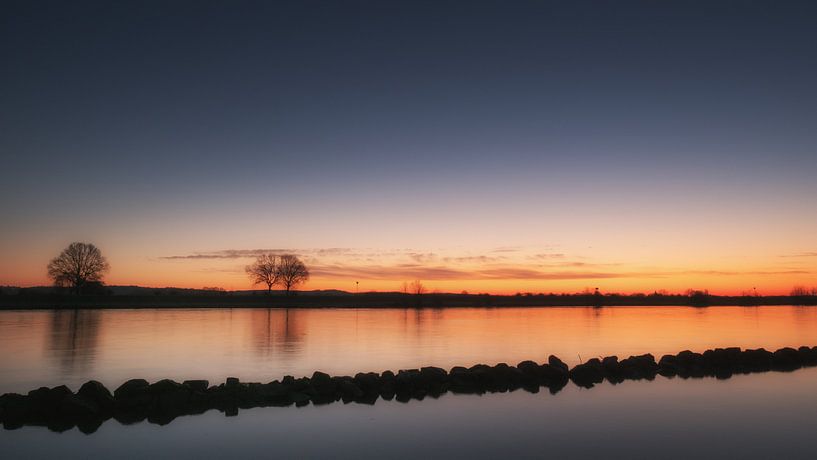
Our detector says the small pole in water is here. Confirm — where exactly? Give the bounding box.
[356,281,359,294]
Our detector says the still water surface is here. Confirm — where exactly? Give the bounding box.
[2,306,817,459]
[1,306,816,393]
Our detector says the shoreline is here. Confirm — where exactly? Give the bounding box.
[1,293,814,309]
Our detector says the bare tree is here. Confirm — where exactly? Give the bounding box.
[277,254,309,295]
[47,242,110,294]
[246,254,280,293]
[409,280,426,295]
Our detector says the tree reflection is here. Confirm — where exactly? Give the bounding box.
[46,309,101,377]
[250,308,305,358]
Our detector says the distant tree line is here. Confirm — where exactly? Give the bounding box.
[29,242,817,303]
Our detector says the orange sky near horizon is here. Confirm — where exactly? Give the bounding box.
[3,241,815,296]
[2,178,815,296]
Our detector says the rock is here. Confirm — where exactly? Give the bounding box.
[182,380,209,393]
[467,364,495,389]
[113,379,150,399]
[420,366,448,384]
[448,366,479,393]
[148,379,192,414]
[539,363,569,392]
[355,391,379,405]
[311,371,337,396]
[225,377,240,387]
[291,377,312,392]
[548,355,569,373]
[674,350,705,378]
[772,347,802,371]
[60,393,98,418]
[702,348,740,378]
[113,408,148,425]
[114,379,150,407]
[601,356,623,383]
[29,385,72,406]
[288,392,310,405]
[601,356,619,370]
[395,369,424,392]
[658,354,679,376]
[353,372,381,394]
[76,417,105,434]
[27,386,72,419]
[149,379,185,393]
[235,383,268,408]
[77,381,115,413]
[0,393,31,421]
[484,363,513,392]
[569,360,604,388]
[337,380,363,401]
[516,360,540,376]
[797,346,817,366]
[741,348,773,372]
[47,417,75,433]
[379,370,396,400]
[421,366,450,395]
[618,354,658,380]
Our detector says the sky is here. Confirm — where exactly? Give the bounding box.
[1,0,816,294]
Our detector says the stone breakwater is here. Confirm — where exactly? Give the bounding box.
[2,345,816,434]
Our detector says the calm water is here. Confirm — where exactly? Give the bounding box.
[1,306,816,393]
[2,306,817,459]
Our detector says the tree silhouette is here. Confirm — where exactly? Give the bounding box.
[245,254,280,293]
[409,280,426,295]
[47,242,110,294]
[278,254,309,295]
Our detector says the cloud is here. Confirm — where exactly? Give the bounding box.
[528,253,566,260]
[308,262,634,281]
[308,264,813,281]
[474,268,623,280]
[161,248,360,260]
[442,255,502,264]
[160,249,289,260]
[160,247,812,283]
[780,252,817,258]
[407,252,437,263]
[490,246,523,253]
[679,269,811,276]
[309,264,468,280]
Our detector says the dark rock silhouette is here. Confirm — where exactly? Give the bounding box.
[2,345,817,433]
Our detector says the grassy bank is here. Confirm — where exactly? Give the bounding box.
[1,292,814,309]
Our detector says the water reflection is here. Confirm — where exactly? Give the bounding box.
[1,306,816,394]
[46,310,101,378]
[249,309,305,358]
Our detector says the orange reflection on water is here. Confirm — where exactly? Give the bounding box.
[1,306,816,393]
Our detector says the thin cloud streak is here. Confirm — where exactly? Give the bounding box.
[160,248,355,260]
[309,264,625,281]
[780,252,817,258]
[308,265,812,282]
[158,247,814,285]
